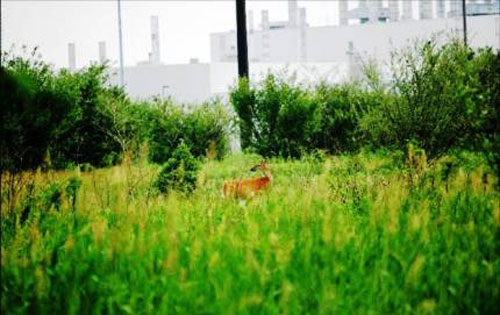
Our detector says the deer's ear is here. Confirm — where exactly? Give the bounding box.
[261,159,266,165]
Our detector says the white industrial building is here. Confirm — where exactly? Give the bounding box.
[65,1,500,103]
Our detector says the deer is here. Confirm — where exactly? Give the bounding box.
[222,159,273,199]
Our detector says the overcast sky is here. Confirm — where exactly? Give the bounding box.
[2,0,352,68]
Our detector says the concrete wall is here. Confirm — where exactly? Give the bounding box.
[110,62,347,102]
[109,63,211,103]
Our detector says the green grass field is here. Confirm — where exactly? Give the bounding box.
[2,151,499,314]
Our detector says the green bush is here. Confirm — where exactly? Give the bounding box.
[154,142,200,194]
[312,82,385,154]
[1,50,72,171]
[362,39,499,159]
[474,47,500,187]
[48,65,123,168]
[1,49,124,170]
[148,99,230,164]
[230,74,383,157]
[231,75,314,157]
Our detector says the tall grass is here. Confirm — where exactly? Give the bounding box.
[1,151,499,314]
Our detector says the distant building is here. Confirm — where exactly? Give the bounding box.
[96,1,499,102]
[210,2,499,65]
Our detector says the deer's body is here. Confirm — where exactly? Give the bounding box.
[222,160,272,198]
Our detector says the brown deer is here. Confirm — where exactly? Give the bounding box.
[222,159,272,198]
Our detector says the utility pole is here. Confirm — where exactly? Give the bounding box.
[462,0,468,46]
[235,0,249,78]
[117,0,125,86]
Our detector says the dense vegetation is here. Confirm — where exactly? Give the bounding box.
[1,49,230,173]
[231,40,500,181]
[1,152,499,313]
[1,39,500,314]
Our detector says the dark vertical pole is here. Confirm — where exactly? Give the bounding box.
[236,0,249,78]
[462,0,468,46]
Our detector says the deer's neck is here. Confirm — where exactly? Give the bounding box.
[264,170,273,181]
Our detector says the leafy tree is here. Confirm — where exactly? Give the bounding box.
[1,49,71,172]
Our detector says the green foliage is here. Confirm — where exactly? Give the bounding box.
[148,99,230,164]
[312,82,386,154]
[1,152,499,313]
[154,142,200,193]
[474,47,500,187]
[363,39,500,160]
[1,49,72,171]
[48,65,123,168]
[230,39,500,188]
[1,49,123,170]
[1,49,231,172]
[40,182,63,211]
[230,74,383,157]
[65,177,82,211]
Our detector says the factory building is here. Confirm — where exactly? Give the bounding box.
[69,1,499,102]
[211,0,499,64]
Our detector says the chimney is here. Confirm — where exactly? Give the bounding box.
[339,0,348,26]
[419,0,433,20]
[288,0,298,27]
[68,43,76,71]
[437,0,446,18]
[150,16,160,64]
[98,41,106,63]
[248,10,254,32]
[261,10,269,30]
[299,7,307,61]
[402,0,413,20]
[449,0,463,18]
[389,0,400,22]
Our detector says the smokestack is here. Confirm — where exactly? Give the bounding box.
[419,0,433,20]
[449,0,463,18]
[261,10,270,61]
[339,0,348,26]
[98,41,106,63]
[150,16,160,64]
[248,10,254,32]
[402,0,413,20]
[288,0,298,27]
[389,0,400,22]
[68,43,76,71]
[299,7,307,26]
[299,7,307,61]
[261,10,269,30]
[437,0,446,18]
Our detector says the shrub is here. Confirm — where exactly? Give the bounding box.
[1,49,124,170]
[361,39,496,159]
[48,65,122,168]
[154,142,200,194]
[231,75,317,157]
[230,74,383,157]
[183,100,231,160]
[1,49,72,172]
[148,99,230,164]
[312,82,385,154]
[474,47,500,187]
